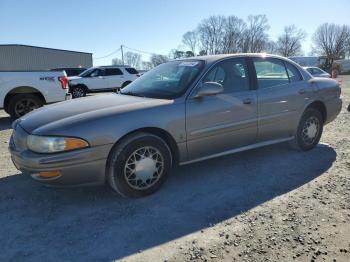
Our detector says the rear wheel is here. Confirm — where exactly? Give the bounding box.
[290,108,323,151]
[107,132,172,198]
[71,86,86,98]
[8,94,43,119]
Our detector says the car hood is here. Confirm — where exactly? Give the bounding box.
[19,94,172,134]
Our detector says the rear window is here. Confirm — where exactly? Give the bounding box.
[125,68,139,74]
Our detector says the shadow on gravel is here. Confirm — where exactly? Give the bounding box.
[0,117,12,131]
[0,143,336,261]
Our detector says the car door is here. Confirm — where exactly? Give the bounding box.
[86,68,108,90]
[105,68,124,89]
[186,58,258,160]
[253,57,311,142]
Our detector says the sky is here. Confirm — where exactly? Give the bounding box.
[1,0,349,66]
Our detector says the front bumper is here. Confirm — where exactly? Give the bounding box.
[9,130,113,187]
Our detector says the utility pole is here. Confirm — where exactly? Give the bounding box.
[121,45,124,65]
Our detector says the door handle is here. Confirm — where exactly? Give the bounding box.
[242,98,252,104]
[298,89,306,94]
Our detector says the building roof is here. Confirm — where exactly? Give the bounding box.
[0,44,92,55]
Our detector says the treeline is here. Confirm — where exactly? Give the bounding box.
[112,14,350,69]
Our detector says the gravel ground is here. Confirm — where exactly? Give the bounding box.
[0,77,349,262]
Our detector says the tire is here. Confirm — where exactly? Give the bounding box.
[106,132,172,198]
[8,94,44,119]
[290,108,324,151]
[121,81,131,89]
[71,85,86,98]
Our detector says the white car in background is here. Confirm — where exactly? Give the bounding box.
[68,66,139,98]
[0,71,70,118]
[303,66,331,78]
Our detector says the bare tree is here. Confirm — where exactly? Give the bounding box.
[242,15,270,53]
[150,54,169,67]
[124,51,142,68]
[275,25,306,57]
[313,23,350,60]
[222,16,247,54]
[111,57,123,65]
[182,31,198,54]
[141,61,153,70]
[197,15,226,54]
[264,40,277,54]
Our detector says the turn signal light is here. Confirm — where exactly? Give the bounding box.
[39,171,61,178]
[64,138,89,151]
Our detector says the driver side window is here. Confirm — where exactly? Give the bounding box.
[203,58,250,93]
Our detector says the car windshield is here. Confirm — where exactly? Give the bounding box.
[79,68,95,77]
[120,60,204,99]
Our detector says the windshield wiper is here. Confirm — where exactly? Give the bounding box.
[120,91,145,98]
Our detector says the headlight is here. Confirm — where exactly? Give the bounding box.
[27,135,89,153]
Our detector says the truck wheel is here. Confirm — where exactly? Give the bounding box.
[290,108,323,151]
[8,94,43,119]
[71,86,86,98]
[106,132,172,198]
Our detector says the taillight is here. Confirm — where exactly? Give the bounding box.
[58,76,69,89]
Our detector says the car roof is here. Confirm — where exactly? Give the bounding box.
[179,53,298,65]
[98,65,134,68]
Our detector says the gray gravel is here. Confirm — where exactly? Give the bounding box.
[0,77,349,262]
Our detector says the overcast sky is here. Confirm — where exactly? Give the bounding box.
[1,0,349,66]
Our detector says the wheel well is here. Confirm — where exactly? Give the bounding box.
[4,86,46,110]
[306,101,327,122]
[118,127,180,165]
[122,81,132,87]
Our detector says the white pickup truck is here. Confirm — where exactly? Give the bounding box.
[0,71,70,118]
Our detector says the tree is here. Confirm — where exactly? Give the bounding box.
[275,25,306,57]
[182,31,198,54]
[264,40,277,54]
[111,57,123,65]
[313,23,350,60]
[242,15,270,53]
[170,49,185,59]
[150,54,169,67]
[185,51,195,57]
[197,15,226,54]
[124,51,142,68]
[141,61,153,70]
[222,16,247,54]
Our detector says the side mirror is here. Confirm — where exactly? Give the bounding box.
[194,82,224,98]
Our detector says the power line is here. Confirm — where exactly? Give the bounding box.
[93,44,165,61]
[94,48,121,59]
[122,45,157,55]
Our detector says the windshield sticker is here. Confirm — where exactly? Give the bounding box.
[179,62,199,67]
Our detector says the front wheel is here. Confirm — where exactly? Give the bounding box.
[290,108,323,151]
[106,132,172,198]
